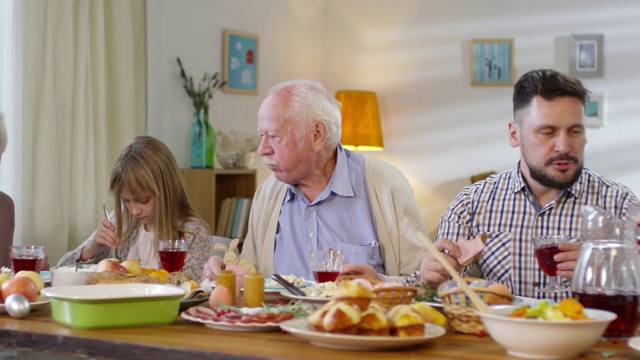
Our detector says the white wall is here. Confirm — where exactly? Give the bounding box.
[148,0,640,238]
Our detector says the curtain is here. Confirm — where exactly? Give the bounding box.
[19,0,146,264]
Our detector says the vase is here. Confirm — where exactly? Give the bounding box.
[190,111,206,168]
[203,111,216,168]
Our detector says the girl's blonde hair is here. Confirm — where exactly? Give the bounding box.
[109,136,208,243]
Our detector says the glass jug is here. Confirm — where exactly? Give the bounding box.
[571,205,640,339]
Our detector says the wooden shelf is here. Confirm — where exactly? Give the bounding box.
[180,168,257,231]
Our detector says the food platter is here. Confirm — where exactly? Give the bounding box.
[180,305,294,332]
[280,291,331,305]
[280,318,446,351]
[0,295,50,314]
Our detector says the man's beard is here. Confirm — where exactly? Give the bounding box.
[527,154,583,190]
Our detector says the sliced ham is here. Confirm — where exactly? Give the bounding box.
[457,234,486,266]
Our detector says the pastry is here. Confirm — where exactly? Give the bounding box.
[322,301,362,334]
[387,304,425,337]
[85,271,162,285]
[307,300,335,332]
[165,271,194,286]
[357,302,390,336]
[332,280,373,311]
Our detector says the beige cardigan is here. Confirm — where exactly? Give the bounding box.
[240,156,428,283]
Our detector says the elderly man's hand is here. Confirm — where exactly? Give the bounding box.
[418,238,461,288]
[201,255,224,281]
[341,263,380,283]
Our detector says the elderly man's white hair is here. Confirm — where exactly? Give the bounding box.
[0,112,7,158]
[267,79,342,147]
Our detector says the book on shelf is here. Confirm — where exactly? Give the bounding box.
[216,198,234,236]
[228,197,244,239]
[235,198,252,239]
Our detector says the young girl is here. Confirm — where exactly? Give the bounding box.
[58,136,211,280]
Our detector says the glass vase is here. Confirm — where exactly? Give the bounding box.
[190,111,206,168]
[203,111,216,168]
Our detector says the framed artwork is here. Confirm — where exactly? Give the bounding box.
[569,34,603,78]
[471,38,515,86]
[584,92,606,128]
[222,29,259,95]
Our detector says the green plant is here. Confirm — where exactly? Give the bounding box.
[176,57,226,114]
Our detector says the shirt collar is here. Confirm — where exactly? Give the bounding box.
[284,143,355,203]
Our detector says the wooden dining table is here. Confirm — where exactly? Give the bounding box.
[1,305,639,360]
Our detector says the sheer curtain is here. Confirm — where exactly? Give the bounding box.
[17,0,146,263]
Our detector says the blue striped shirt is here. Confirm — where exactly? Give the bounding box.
[436,163,639,301]
[273,144,384,279]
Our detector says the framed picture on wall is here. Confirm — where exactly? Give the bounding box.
[569,34,603,79]
[471,38,515,86]
[585,92,606,128]
[222,29,259,95]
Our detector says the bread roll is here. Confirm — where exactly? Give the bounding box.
[357,302,390,336]
[322,302,362,334]
[387,304,425,337]
[85,271,162,285]
[332,281,373,311]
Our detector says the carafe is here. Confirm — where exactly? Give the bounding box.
[572,205,640,338]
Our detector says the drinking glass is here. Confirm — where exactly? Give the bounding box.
[158,240,187,273]
[533,235,575,293]
[629,205,640,247]
[10,246,45,274]
[309,249,344,283]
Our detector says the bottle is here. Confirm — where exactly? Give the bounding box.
[242,271,264,308]
[215,269,236,305]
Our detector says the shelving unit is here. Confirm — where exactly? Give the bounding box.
[180,168,257,231]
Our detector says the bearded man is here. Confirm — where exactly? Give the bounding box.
[413,69,639,300]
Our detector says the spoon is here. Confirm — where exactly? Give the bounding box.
[271,274,306,297]
[103,204,109,221]
[417,232,493,314]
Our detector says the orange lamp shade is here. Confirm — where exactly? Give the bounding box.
[335,90,384,151]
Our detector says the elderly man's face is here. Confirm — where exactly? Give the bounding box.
[257,94,315,185]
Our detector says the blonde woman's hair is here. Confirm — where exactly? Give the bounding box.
[109,136,208,243]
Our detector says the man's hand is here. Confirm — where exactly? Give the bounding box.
[201,255,224,280]
[341,263,380,282]
[418,238,461,287]
[555,242,581,280]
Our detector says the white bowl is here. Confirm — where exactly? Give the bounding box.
[50,265,95,286]
[478,305,616,359]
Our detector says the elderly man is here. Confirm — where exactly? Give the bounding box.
[203,79,427,283]
[0,113,15,267]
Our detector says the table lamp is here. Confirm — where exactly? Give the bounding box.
[335,90,384,151]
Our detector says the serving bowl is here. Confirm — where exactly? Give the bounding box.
[41,283,186,329]
[50,265,95,286]
[478,305,616,359]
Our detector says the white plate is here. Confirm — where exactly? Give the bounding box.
[180,310,282,332]
[280,318,446,351]
[628,337,640,352]
[280,291,331,305]
[0,295,50,314]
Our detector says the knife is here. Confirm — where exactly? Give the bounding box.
[271,274,306,297]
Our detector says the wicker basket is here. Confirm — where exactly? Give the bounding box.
[372,286,417,309]
[437,277,514,334]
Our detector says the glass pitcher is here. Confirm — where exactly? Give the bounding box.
[571,205,640,339]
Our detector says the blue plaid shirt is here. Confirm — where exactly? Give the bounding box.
[422,164,638,301]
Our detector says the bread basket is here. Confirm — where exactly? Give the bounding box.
[335,275,417,309]
[437,277,514,334]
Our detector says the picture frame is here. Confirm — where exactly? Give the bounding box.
[584,92,606,128]
[569,34,603,78]
[222,29,259,95]
[470,38,515,86]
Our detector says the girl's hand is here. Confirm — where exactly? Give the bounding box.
[81,219,119,260]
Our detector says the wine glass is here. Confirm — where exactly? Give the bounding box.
[158,240,187,272]
[533,235,575,293]
[309,249,344,283]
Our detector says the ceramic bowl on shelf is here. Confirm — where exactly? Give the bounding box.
[216,151,255,169]
[477,305,616,359]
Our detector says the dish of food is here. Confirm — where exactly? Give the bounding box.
[280,318,446,351]
[0,295,50,314]
[181,303,303,332]
[264,280,314,292]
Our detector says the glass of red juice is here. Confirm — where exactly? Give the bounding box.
[158,240,187,273]
[10,245,46,274]
[309,249,344,283]
[533,235,576,293]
